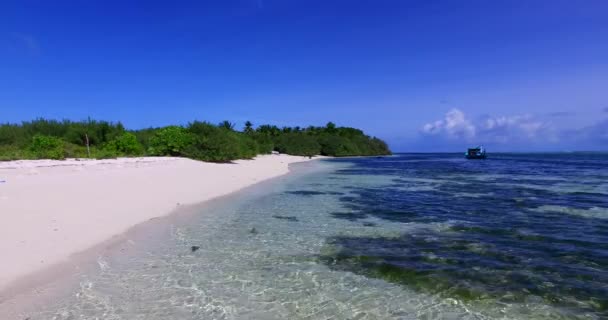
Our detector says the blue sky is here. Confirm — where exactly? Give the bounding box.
[1,0,607,151]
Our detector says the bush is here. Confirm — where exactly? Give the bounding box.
[186,129,243,162]
[0,145,33,161]
[275,133,321,156]
[251,133,274,154]
[148,126,194,156]
[319,135,360,156]
[105,132,144,156]
[238,135,259,159]
[29,134,65,160]
[186,122,260,162]
[63,143,91,158]
[92,147,119,159]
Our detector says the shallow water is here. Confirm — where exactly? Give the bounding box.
[22,154,608,319]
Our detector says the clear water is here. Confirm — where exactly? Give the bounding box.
[26,154,608,319]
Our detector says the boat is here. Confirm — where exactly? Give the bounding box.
[465,146,487,159]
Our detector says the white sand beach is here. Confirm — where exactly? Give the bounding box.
[0,155,315,295]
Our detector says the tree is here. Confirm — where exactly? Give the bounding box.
[218,120,235,131]
[186,129,243,162]
[0,117,391,161]
[326,121,337,133]
[275,133,321,156]
[29,134,64,160]
[149,126,194,156]
[105,132,144,156]
[256,124,281,137]
[244,121,254,135]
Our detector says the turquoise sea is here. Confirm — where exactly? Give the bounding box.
[26,154,608,319]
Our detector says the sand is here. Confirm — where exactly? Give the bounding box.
[0,155,316,295]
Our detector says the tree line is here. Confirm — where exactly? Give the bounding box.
[0,118,391,162]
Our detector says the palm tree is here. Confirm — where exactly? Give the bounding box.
[244,121,254,134]
[218,120,235,131]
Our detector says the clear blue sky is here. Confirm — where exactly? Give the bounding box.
[1,0,607,151]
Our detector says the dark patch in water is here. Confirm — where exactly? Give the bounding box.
[362,222,377,227]
[329,211,368,221]
[272,215,299,222]
[287,190,326,196]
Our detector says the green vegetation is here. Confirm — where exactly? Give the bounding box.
[148,126,194,157]
[320,249,607,315]
[320,253,488,302]
[0,118,391,162]
[30,134,64,160]
[104,132,144,156]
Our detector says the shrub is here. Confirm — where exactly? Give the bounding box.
[238,135,259,159]
[63,143,91,158]
[29,134,65,160]
[92,147,119,159]
[186,130,243,162]
[0,145,33,161]
[148,126,194,156]
[186,122,260,162]
[105,132,144,156]
[275,133,321,156]
[251,133,274,154]
[319,135,361,156]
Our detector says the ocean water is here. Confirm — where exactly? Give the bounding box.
[25,154,608,319]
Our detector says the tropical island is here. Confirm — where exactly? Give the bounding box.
[0,118,391,162]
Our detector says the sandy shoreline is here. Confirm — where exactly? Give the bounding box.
[0,155,317,297]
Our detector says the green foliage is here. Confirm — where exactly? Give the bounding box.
[244,121,254,135]
[29,134,65,160]
[187,130,243,162]
[149,126,194,156]
[105,132,144,156]
[0,118,125,149]
[256,124,281,137]
[91,147,120,159]
[258,123,391,157]
[63,142,91,158]
[318,135,360,156]
[238,135,259,159]
[218,120,235,131]
[250,132,273,154]
[186,122,259,162]
[275,133,321,156]
[0,118,391,161]
[0,145,33,161]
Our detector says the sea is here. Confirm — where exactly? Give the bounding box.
[23,153,608,319]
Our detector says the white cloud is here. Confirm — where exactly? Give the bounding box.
[421,109,555,144]
[421,109,475,140]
